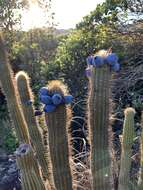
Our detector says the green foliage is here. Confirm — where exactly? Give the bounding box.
[77,0,128,31]
[54,30,88,98]
[4,130,18,153]
[0,102,9,120]
[11,29,59,87]
[0,119,18,153]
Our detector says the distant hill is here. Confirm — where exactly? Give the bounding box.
[53,28,72,36]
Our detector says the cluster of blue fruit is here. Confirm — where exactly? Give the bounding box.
[39,87,73,113]
[86,53,120,72]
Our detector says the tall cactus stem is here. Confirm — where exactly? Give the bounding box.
[45,80,73,190]
[118,107,135,190]
[138,111,143,189]
[0,33,29,143]
[16,71,55,189]
[16,144,46,190]
[88,62,112,189]
[0,34,43,186]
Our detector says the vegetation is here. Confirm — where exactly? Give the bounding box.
[0,0,143,189]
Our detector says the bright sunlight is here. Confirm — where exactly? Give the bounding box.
[21,0,105,30]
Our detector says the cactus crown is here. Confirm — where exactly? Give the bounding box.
[47,80,68,96]
[86,49,120,72]
[15,71,34,102]
[46,80,72,120]
[94,49,110,57]
[124,107,136,116]
[39,80,73,113]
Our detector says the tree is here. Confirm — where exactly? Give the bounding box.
[0,0,53,31]
[0,0,29,31]
[10,28,59,94]
[52,0,143,155]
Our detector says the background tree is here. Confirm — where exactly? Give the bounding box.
[0,0,56,155]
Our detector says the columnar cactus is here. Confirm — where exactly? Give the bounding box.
[40,80,73,190]
[16,144,46,190]
[88,65,112,189]
[87,50,120,190]
[16,71,55,189]
[118,107,135,190]
[0,33,45,189]
[0,33,29,143]
[138,111,143,189]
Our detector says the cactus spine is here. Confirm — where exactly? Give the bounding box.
[16,144,46,190]
[138,111,143,189]
[45,81,73,190]
[16,71,54,189]
[118,107,135,190]
[88,58,112,189]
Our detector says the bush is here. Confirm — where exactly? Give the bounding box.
[0,120,18,153]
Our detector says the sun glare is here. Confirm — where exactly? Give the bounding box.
[21,0,105,31]
[21,3,46,30]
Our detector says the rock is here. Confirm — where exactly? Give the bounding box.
[0,153,21,190]
[7,167,17,175]
[0,150,8,162]
[2,175,15,184]
[0,166,5,173]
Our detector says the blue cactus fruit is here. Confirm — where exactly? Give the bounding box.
[40,95,52,105]
[64,95,73,104]
[86,56,94,65]
[52,94,62,105]
[85,67,92,77]
[112,62,120,72]
[44,104,56,113]
[93,56,104,67]
[39,87,49,96]
[106,53,119,65]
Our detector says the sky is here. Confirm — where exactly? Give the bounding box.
[21,0,105,30]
